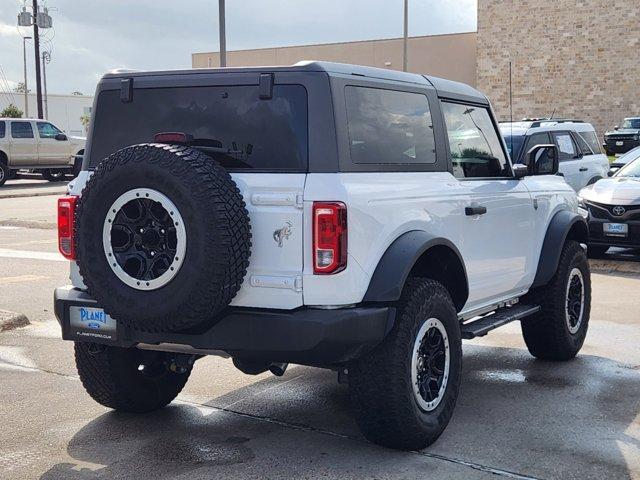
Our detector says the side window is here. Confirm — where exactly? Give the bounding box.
[442,101,509,178]
[37,122,62,139]
[524,132,551,164]
[552,132,578,162]
[0,121,5,138]
[345,86,436,165]
[572,132,593,156]
[579,130,602,154]
[11,122,34,139]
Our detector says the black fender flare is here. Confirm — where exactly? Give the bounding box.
[362,230,468,303]
[531,210,588,289]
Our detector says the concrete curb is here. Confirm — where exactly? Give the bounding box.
[0,188,67,200]
[0,219,56,230]
[0,309,30,332]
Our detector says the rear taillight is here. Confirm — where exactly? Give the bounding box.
[58,196,78,260]
[313,202,347,274]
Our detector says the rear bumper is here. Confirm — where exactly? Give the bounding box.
[54,287,394,366]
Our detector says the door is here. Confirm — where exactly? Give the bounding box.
[551,131,582,190]
[8,121,37,167]
[36,121,70,166]
[573,130,609,182]
[441,101,536,309]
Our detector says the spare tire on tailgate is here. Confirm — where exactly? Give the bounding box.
[76,143,251,332]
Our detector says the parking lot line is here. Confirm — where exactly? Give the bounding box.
[0,248,65,262]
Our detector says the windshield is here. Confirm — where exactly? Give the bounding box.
[615,146,640,165]
[615,157,640,177]
[621,118,640,129]
[502,134,525,161]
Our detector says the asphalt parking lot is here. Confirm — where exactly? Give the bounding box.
[1,180,639,480]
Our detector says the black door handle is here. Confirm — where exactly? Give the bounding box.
[465,206,487,216]
[579,167,588,171]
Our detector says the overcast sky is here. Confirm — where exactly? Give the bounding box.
[0,0,476,97]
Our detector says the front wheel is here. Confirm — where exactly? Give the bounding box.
[75,342,193,413]
[521,240,590,360]
[0,163,8,186]
[42,169,67,182]
[349,278,462,450]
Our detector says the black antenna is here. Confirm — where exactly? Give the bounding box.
[549,107,556,120]
[509,60,513,157]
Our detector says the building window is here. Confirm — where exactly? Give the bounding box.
[345,86,436,165]
[442,102,509,178]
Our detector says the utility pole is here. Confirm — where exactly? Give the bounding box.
[32,0,43,119]
[42,51,50,119]
[402,0,408,72]
[218,0,226,67]
[22,36,31,117]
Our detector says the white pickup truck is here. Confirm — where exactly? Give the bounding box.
[0,117,85,186]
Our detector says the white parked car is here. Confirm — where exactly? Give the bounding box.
[609,146,640,174]
[578,155,640,256]
[0,118,86,186]
[500,119,609,191]
[54,62,590,451]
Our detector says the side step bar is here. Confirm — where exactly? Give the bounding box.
[461,304,541,339]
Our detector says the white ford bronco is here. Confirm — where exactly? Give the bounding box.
[54,62,591,450]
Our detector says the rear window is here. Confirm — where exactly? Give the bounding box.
[89,84,308,171]
[0,121,5,138]
[578,130,602,154]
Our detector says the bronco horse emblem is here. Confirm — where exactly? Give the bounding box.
[273,221,293,247]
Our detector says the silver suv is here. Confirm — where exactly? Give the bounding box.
[0,118,86,186]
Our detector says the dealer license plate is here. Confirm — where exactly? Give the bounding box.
[603,222,628,237]
[616,141,624,146]
[69,306,117,340]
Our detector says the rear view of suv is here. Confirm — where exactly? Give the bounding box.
[500,119,609,191]
[55,62,590,451]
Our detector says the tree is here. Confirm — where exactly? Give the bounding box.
[13,82,31,94]
[80,113,91,133]
[72,91,84,96]
[1,104,24,118]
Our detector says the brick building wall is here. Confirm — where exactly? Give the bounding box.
[477,0,640,138]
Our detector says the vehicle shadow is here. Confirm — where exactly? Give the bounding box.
[39,345,640,480]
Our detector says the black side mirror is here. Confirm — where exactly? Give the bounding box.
[527,144,559,175]
[614,125,619,130]
[55,133,68,141]
[607,170,615,177]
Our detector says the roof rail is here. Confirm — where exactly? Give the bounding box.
[529,119,585,128]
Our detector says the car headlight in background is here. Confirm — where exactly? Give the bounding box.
[577,196,589,219]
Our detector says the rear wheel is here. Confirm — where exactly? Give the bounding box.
[349,278,462,450]
[521,241,590,360]
[42,169,67,182]
[75,342,193,413]
[0,163,8,186]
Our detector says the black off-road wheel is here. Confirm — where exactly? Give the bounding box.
[349,278,462,451]
[521,240,590,360]
[75,342,192,413]
[76,144,251,333]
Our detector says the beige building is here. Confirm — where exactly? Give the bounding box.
[477,0,640,136]
[192,32,477,87]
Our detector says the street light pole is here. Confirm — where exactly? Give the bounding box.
[22,36,31,117]
[218,0,226,67]
[402,0,408,72]
[32,0,43,119]
[42,51,49,119]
